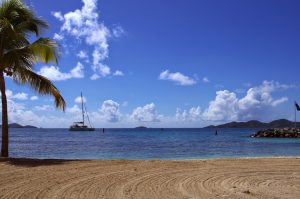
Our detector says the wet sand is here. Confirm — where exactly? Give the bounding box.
[0,158,299,199]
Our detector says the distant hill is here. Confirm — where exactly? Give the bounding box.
[23,125,38,128]
[0,123,37,128]
[205,119,300,129]
[135,126,147,129]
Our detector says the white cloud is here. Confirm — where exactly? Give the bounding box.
[113,70,124,76]
[271,97,288,107]
[131,103,160,122]
[1,81,292,127]
[0,96,68,128]
[5,90,13,98]
[53,33,64,41]
[30,96,38,100]
[34,105,51,111]
[67,105,81,114]
[202,77,210,83]
[176,106,202,122]
[38,62,84,81]
[12,93,28,100]
[98,63,110,77]
[176,81,291,123]
[53,0,123,78]
[70,62,85,78]
[5,90,28,100]
[159,70,196,86]
[203,81,290,122]
[52,11,64,21]
[74,96,87,103]
[90,73,100,80]
[202,90,239,121]
[77,50,88,59]
[99,100,121,122]
[237,81,290,120]
[112,25,125,38]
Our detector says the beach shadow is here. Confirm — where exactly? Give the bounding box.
[0,158,74,168]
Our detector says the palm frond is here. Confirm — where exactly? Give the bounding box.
[12,67,66,111]
[0,0,48,36]
[2,37,59,68]
[0,0,23,19]
[0,18,30,50]
[29,38,59,64]
[1,46,34,71]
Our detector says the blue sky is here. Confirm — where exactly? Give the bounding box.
[4,0,300,127]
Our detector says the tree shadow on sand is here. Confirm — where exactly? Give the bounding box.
[0,158,75,167]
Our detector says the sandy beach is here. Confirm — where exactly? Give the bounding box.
[0,158,299,199]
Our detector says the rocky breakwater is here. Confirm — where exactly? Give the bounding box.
[251,128,300,138]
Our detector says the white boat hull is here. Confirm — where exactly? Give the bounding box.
[69,127,95,131]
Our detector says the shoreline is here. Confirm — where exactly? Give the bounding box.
[2,155,300,161]
[1,157,299,198]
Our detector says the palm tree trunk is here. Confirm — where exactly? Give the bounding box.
[0,71,8,157]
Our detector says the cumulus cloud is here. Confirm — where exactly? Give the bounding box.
[1,81,292,127]
[94,63,110,77]
[34,105,51,111]
[77,50,88,59]
[176,107,202,122]
[70,62,85,78]
[74,96,87,103]
[38,62,84,81]
[53,0,123,78]
[12,93,28,100]
[237,81,290,120]
[5,90,28,100]
[0,96,68,127]
[30,96,38,100]
[53,33,64,41]
[99,100,121,122]
[159,70,196,86]
[202,90,239,121]
[90,73,100,80]
[176,81,291,123]
[113,70,124,76]
[131,103,160,122]
[52,11,64,21]
[67,105,81,114]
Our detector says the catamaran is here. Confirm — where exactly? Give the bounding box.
[69,92,95,131]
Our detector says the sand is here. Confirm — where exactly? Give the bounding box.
[0,158,299,199]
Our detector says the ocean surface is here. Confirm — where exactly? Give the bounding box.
[4,128,300,160]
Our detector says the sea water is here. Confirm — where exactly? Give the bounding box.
[4,128,300,160]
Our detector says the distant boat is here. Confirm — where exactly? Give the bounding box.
[69,92,95,131]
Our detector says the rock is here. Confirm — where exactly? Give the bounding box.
[251,128,300,138]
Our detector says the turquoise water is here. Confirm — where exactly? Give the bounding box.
[5,128,300,159]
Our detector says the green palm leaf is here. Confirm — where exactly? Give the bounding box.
[29,38,59,64]
[12,67,66,111]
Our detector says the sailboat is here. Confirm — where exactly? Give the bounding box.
[69,92,95,131]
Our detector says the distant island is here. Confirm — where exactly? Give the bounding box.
[135,126,147,129]
[0,123,37,128]
[205,119,299,129]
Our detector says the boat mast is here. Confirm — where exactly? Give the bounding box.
[81,92,84,125]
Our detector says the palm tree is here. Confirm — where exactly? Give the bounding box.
[0,0,66,157]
